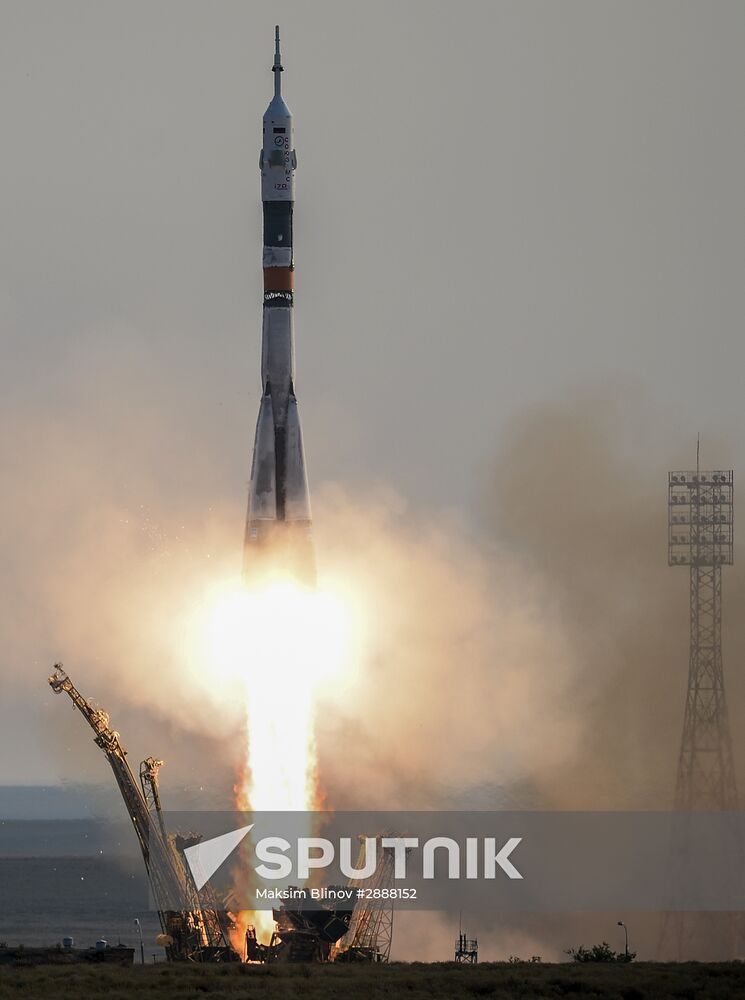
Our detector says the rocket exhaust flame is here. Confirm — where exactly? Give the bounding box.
[201,578,352,949]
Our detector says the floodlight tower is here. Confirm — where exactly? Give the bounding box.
[661,459,739,959]
[668,465,736,810]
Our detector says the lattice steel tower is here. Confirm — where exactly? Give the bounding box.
[668,466,736,810]
[660,462,740,960]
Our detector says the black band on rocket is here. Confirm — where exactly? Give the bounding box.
[263,201,293,248]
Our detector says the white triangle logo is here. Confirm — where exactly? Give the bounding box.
[183,824,254,891]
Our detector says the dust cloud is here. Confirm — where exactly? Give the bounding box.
[4,368,745,958]
[5,375,744,812]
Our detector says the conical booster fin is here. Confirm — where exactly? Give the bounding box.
[284,394,312,522]
[247,392,277,521]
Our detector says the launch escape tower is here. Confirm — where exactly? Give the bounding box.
[661,462,740,957]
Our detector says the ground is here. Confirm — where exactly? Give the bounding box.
[2,962,745,1000]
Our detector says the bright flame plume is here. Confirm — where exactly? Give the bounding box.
[197,576,355,951]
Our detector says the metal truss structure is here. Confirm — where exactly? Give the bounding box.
[454,932,478,964]
[332,835,398,963]
[661,468,740,958]
[48,665,236,962]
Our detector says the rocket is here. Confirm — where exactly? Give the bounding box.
[244,27,315,586]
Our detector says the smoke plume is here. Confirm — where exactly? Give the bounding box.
[4,358,745,957]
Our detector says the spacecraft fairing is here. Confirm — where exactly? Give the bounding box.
[244,27,315,585]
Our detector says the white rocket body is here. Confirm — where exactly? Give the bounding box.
[244,28,314,584]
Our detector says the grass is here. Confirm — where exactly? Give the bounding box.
[1,962,745,1000]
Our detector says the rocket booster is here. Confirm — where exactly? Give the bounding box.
[244,27,315,585]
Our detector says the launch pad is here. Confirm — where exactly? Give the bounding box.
[245,902,354,964]
[47,664,394,964]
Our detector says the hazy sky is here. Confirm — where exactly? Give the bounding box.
[2,1,745,788]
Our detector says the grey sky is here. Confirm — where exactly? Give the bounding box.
[2,1,745,786]
[4,1,744,501]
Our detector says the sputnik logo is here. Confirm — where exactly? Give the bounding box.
[183,824,254,891]
[182,824,523,890]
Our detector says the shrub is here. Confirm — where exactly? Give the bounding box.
[566,942,635,963]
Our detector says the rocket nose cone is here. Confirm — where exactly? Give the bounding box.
[264,94,291,119]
